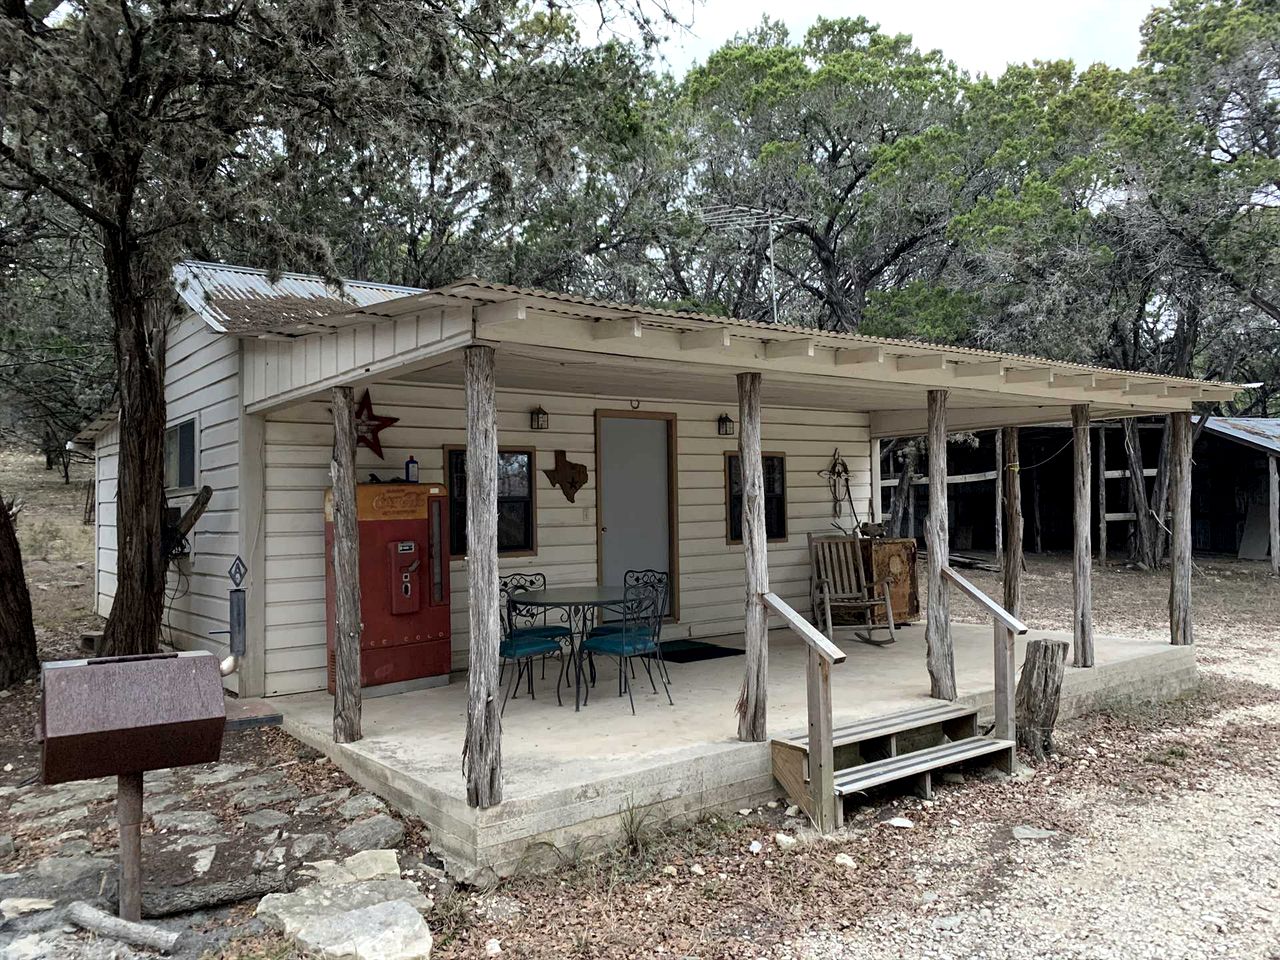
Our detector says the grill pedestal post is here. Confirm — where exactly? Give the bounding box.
[117,772,144,921]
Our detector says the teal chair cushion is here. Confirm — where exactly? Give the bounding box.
[589,621,626,636]
[583,628,657,657]
[501,632,564,659]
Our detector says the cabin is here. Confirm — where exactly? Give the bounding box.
[75,261,1239,876]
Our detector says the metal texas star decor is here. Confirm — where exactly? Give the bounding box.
[351,389,399,459]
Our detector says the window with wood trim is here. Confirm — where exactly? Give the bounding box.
[726,452,787,543]
[164,419,197,491]
[446,447,536,557]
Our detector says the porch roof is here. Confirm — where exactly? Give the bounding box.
[210,265,1238,435]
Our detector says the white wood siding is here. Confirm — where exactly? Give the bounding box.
[241,307,471,411]
[261,380,871,696]
[160,313,242,690]
[95,423,120,617]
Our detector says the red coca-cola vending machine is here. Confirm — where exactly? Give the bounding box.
[324,483,451,693]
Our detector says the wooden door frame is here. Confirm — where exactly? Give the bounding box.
[594,408,681,621]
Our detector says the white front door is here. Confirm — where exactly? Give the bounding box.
[597,412,674,615]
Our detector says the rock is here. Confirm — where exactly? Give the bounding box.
[143,793,183,814]
[257,880,430,937]
[748,840,763,855]
[774,832,797,850]
[933,915,962,931]
[219,769,284,794]
[302,850,401,886]
[1012,825,1058,841]
[736,809,752,816]
[26,807,88,831]
[661,865,677,876]
[1,933,47,960]
[885,816,915,829]
[55,840,92,857]
[292,834,336,861]
[192,846,217,876]
[234,784,302,811]
[766,801,779,809]
[336,815,405,853]
[478,895,521,923]
[163,833,228,852]
[690,864,705,877]
[293,899,432,960]
[338,794,386,819]
[0,835,15,858]
[921,890,939,903]
[153,809,220,833]
[784,805,801,818]
[191,763,250,786]
[241,809,291,830]
[485,939,503,957]
[1,897,56,920]
[834,853,856,869]
[34,853,112,888]
[11,780,113,817]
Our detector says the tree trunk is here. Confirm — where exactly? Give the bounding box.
[1169,412,1193,646]
[924,390,955,701]
[0,495,38,689]
[1270,455,1279,577]
[1122,417,1157,568]
[462,345,502,807]
[736,372,769,742]
[994,429,1004,569]
[1001,426,1023,620]
[887,444,918,538]
[1014,638,1069,762]
[330,386,362,744]
[1071,405,1094,668]
[1097,425,1107,562]
[101,251,171,657]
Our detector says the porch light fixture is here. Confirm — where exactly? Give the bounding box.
[717,413,735,437]
[530,406,550,431]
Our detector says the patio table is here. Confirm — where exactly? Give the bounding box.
[514,585,627,711]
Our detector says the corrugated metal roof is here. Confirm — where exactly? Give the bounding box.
[173,261,424,335]
[350,276,1241,395]
[1199,417,1280,455]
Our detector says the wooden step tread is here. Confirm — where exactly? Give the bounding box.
[833,736,1013,796]
[777,703,977,751]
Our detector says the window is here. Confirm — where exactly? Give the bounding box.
[164,419,197,490]
[726,452,787,543]
[446,447,536,556]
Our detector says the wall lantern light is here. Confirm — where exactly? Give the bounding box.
[717,413,735,437]
[530,406,550,431]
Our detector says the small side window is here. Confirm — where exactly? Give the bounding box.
[726,452,787,543]
[164,419,197,491]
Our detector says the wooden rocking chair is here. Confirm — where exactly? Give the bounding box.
[808,531,897,647]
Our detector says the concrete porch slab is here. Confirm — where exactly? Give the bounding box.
[276,621,1196,876]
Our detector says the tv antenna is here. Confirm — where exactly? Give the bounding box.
[695,203,806,324]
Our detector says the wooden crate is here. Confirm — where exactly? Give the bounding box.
[828,537,920,627]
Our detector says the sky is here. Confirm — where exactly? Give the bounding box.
[629,0,1162,77]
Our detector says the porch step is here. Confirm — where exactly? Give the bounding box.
[834,736,1014,796]
[776,702,978,751]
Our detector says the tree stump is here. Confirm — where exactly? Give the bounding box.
[1014,638,1069,761]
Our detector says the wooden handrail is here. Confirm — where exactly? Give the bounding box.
[941,566,1028,635]
[761,590,841,832]
[762,592,846,664]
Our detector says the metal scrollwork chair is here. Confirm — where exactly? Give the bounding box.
[499,572,570,713]
[589,569,671,682]
[581,581,672,714]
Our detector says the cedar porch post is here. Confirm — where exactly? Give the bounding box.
[463,345,502,806]
[994,429,1004,570]
[1071,404,1094,667]
[925,389,955,701]
[1001,425,1023,619]
[1169,411,1193,646]
[995,424,1023,743]
[1269,454,1279,577]
[737,371,769,741]
[330,386,362,743]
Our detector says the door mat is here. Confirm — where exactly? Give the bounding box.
[657,640,746,664]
